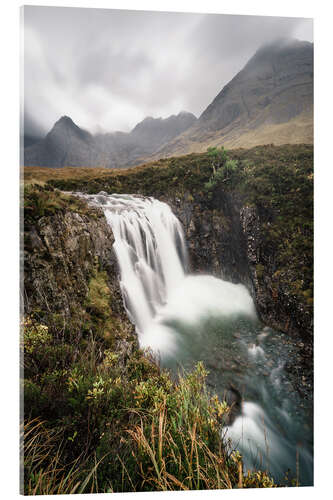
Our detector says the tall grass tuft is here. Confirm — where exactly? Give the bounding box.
[22,418,107,495]
[124,363,240,491]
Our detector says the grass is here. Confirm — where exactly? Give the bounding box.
[22,312,277,493]
[22,418,107,495]
[125,364,239,491]
[23,160,172,185]
[24,166,119,184]
[85,268,129,345]
[23,183,103,223]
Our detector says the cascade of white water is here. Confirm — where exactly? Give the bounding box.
[80,191,255,352]
[81,193,188,341]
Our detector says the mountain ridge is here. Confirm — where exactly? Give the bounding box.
[24,39,313,168]
[24,111,197,168]
[152,38,313,159]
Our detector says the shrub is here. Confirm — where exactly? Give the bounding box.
[23,318,51,354]
[204,158,239,191]
[207,146,228,173]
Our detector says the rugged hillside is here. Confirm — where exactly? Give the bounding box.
[155,39,313,157]
[23,186,136,354]
[24,112,196,168]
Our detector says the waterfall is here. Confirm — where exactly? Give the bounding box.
[80,192,256,354]
[103,194,187,333]
[77,191,313,485]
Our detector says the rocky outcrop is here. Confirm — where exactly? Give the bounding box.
[240,206,313,339]
[164,191,312,343]
[23,203,136,358]
[25,211,110,314]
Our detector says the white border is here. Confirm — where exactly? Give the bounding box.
[1,1,331,499]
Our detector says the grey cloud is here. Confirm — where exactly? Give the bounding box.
[24,111,45,138]
[23,6,313,137]
[76,47,154,99]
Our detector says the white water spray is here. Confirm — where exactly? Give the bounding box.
[81,192,256,354]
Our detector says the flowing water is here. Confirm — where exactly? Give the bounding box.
[78,192,313,486]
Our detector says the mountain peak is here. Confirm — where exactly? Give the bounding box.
[178,110,196,118]
[49,116,93,143]
[250,37,313,62]
[131,111,196,135]
[154,39,313,157]
[54,115,78,129]
[240,38,313,76]
[59,115,74,122]
[198,36,313,128]
[141,116,155,122]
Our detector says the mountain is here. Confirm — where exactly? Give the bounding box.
[24,39,313,168]
[153,39,313,158]
[23,134,43,149]
[92,111,196,168]
[24,112,196,168]
[130,111,197,152]
[24,116,99,168]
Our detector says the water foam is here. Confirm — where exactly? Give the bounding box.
[81,192,256,354]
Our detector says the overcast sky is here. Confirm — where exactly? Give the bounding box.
[23,6,313,137]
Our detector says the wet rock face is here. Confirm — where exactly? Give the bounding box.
[164,191,312,343]
[239,206,264,311]
[240,207,260,265]
[240,205,312,341]
[166,192,250,286]
[25,210,111,315]
[23,207,135,353]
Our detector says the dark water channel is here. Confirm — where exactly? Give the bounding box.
[160,314,313,486]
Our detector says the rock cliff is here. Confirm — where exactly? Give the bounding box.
[23,189,136,360]
[167,191,312,341]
